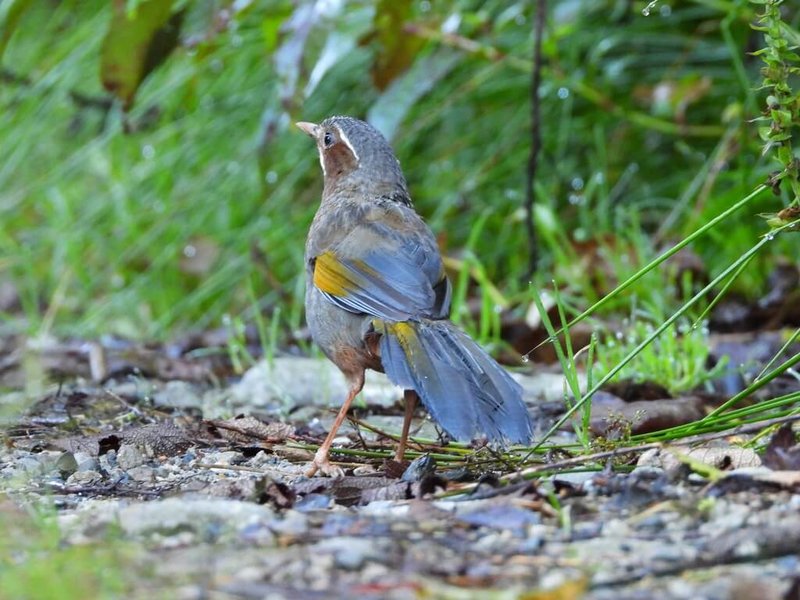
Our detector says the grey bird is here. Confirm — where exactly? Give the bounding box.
[297,116,532,477]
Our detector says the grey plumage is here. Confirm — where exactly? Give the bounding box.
[300,115,532,476]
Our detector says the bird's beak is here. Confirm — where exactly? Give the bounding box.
[295,121,320,138]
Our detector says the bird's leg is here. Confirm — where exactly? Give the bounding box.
[393,389,419,463]
[306,371,364,478]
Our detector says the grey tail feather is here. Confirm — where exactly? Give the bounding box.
[376,319,532,444]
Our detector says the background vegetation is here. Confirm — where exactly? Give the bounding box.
[0,0,798,347]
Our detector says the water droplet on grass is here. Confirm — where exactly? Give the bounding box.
[642,1,659,16]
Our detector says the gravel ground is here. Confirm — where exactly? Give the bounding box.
[2,355,799,599]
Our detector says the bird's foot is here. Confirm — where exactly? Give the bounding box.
[305,447,344,478]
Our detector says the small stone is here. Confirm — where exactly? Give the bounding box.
[294,493,332,512]
[247,450,271,468]
[17,456,46,475]
[151,381,202,409]
[269,511,308,536]
[552,470,597,487]
[313,536,377,570]
[651,544,688,562]
[117,444,146,471]
[401,455,436,482]
[127,466,155,482]
[602,518,631,538]
[351,464,378,476]
[66,470,103,486]
[210,451,245,466]
[74,452,99,472]
[56,452,78,477]
[100,449,118,470]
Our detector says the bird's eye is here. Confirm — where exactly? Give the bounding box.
[323,131,334,147]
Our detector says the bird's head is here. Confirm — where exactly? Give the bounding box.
[296,116,408,200]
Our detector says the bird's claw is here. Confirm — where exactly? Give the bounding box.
[305,447,344,478]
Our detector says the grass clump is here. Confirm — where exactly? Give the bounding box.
[0,500,134,600]
[594,316,726,395]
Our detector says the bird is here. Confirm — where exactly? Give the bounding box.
[297,116,533,477]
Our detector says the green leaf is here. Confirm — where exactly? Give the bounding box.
[779,22,800,46]
[100,0,184,110]
[0,0,33,62]
[367,49,461,140]
[261,6,292,54]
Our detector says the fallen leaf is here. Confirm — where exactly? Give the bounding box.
[763,423,800,471]
[206,416,295,446]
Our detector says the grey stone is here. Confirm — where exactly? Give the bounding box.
[313,536,379,570]
[206,451,245,466]
[16,456,46,475]
[228,357,560,413]
[66,470,103,486]
[74,451,99,472]
[229,357,401,411]
[152,381,203,410]
[127,466,155,482]
[269,510,309,537]
[117,443,146,471]
[62,497,276,540]
[56,452,78,477]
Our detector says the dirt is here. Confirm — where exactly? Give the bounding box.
[1,335,799,599]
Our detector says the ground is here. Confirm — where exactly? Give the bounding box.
[1,334,799,599]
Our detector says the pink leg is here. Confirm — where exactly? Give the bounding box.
[306,372,364,478]
[393,389,418,463]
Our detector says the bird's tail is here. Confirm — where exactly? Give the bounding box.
[373,319,532,444]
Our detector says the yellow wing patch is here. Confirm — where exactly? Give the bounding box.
[313,251,377,297]
[374,320,420,358]
[313,251,353,296]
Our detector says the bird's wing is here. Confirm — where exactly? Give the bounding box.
[311,219,450,322]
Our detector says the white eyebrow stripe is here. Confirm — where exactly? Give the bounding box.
[336,127,360,163]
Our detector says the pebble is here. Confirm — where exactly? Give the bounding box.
[313,536,378,570]
[17,456,46,475]
[152,381,202,410]
[66,470,104,486]
[112,497,275,538]
[209,451,245,466]
[56,452,78,477]
[270,511,308,537]
[127,466,156,482]
[551,470,597,488]
[117,444,146,470]
[74,451,99,472]
[101,449,118,470]
[602,518,631,538]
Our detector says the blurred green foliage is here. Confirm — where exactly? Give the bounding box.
[0,500,132,598]
[0,0,798,340]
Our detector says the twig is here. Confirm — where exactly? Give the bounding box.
[525,0,546,278]
[346,414,428,455]
[196,463,271,473]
